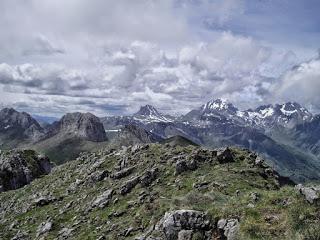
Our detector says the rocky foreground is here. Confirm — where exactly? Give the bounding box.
[0,144,320,239]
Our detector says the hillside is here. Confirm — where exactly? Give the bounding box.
[1,144,319,239]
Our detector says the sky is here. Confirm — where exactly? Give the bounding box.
[0,0,320,117]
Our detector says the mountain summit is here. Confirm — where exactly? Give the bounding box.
[50,112,107,142]
[134,105,172,123]
[0,108,43,145]
[245,102,312,128]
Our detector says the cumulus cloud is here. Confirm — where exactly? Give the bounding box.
[0,0,318,116]
[0,33,276,115]
[273,58,320,112]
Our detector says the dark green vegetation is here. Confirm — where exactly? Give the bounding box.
[160,135,199,147]
[0,144,319,239]
[31,136,107,165]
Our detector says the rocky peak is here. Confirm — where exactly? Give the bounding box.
[134,105,172,123]
[201,99,239,118]
[243,102,312,128]
[275,102,312,119]
[0,108,42,130]
[54,112,107,142]
[0,108,43,140]
[135,105,159,117]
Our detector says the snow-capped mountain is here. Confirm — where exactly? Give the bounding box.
[183,99,245,125]
[182,99,312,129]
[201,99,239,119]
[242,102,312,128]
[99,98,320,182]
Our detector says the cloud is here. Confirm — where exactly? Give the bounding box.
[0,0,319,116]
[273,58,320,112]
[0,32,276,115]
[22,35,65,56]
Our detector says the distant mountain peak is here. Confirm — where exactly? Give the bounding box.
[134,105,172,123]
[244,102,313,128]
[203,99,238,113]
[135,105,160,117]
[51,112,107,142]
[0,107,43,141]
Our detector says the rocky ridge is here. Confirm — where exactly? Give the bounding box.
[1,143,319,239]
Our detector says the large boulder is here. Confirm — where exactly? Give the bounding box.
[217,219,240,240]
[0,150,52,192]
[295,184,320,204]
[91,189,113,209]
[217,148,234,164]
[156,210,212,240]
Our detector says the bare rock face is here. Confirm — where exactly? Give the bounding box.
[0,108,44,142]
[217,218,240,240]
[147,210,240,240]
[295,184,320,204]
[0,149,52,192]
[156,210,212,240]
[91,189,113,209]
[50,112,107,142]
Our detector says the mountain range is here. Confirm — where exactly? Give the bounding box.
[101,99,320,182]
[0,99,319,182]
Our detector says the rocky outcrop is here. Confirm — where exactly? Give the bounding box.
[217,148,234,164]
[119,176,140,195]
[155,210,212,240]
[0,150,52,192]
[217,218,240,240]
[175,160,197,175]
[91,189,113,209]
[48,112,107,142]
[295,184,320,204]
[36,220,53,237]
[140,168,158,187]
[111,166,135,179]
[148,210,240,240]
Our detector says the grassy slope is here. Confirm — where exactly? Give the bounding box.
[0,144,319,239]
[30,135,108,165]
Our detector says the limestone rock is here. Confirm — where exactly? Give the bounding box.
[111,166,135,179]
[175,160,197,175]
[217,218,239,240]
[140,168,158,187]
[36,220,53,237]
[295,184,320,204]
[120,176,140,195]
[0,150,52,192]
[156,210,212,240]
[92,189,113,209]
